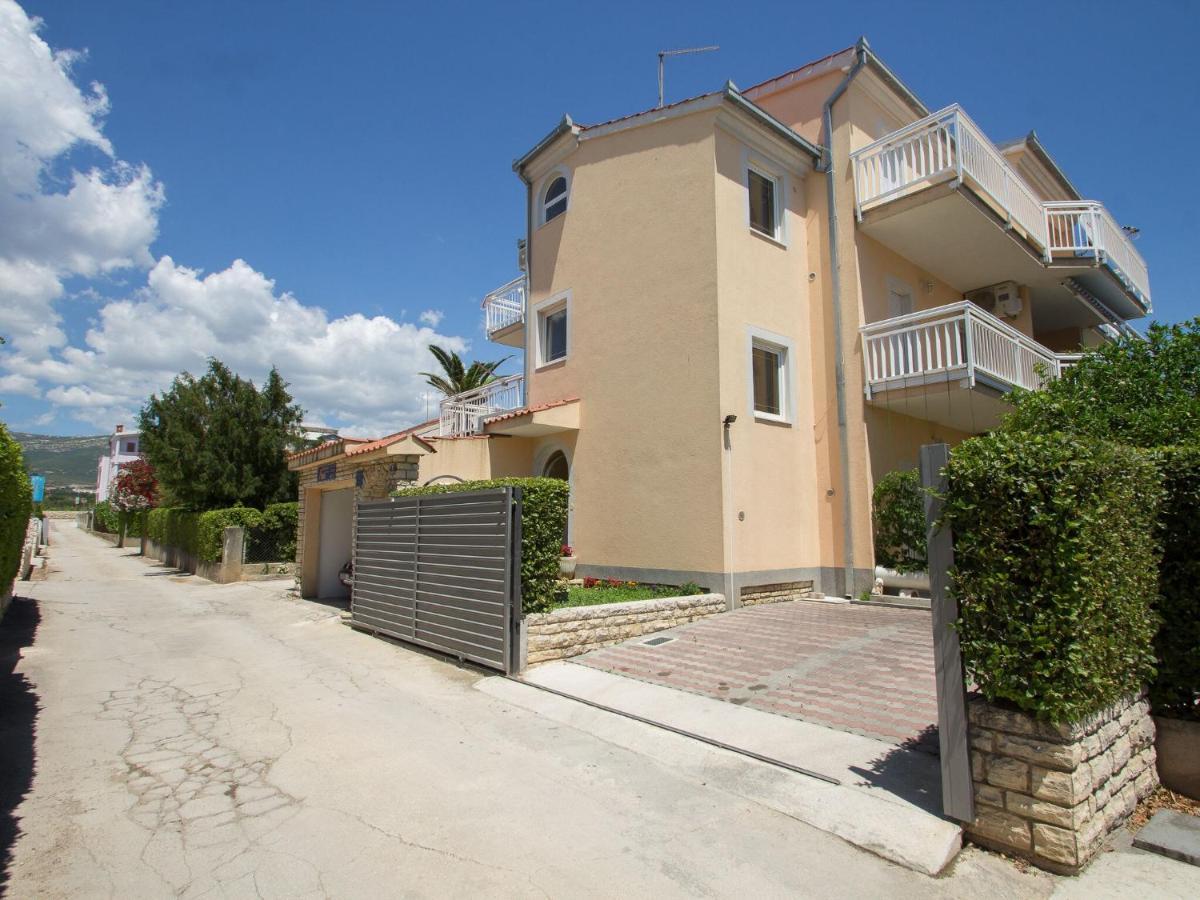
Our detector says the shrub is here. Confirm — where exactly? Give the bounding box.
[943,432,1161,723]
[93,500,119,534]
[392,477,569,614]
[0,424,33,600]
[250,501,298,562]
[146,507,201,557]
[872,469,927,574]
[197,507,263,562]
[1150,447,1200,720]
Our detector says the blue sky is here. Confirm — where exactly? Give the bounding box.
[1,0,1196,436]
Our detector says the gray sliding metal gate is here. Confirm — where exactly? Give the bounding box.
[351,487,522,673]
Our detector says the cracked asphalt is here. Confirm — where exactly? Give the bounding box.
[5,523,1191,899]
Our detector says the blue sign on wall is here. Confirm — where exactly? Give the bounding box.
[316,463,337,483]
[30,474,45,503]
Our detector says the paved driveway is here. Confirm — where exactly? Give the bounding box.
[576,600,940,748]
[1,523,1054,898]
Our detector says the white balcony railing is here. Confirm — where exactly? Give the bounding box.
[851,105,1049,251]
[482,276,526,335]
[861,301,1063,399]
[1044,202,1150,305]
[438,374,525,436]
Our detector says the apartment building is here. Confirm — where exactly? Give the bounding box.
[293,38,1150,600]
[95,424,144,501]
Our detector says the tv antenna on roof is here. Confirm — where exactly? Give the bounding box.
[657,45,719,109]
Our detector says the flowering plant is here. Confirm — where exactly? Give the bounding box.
[110,458,157,512]
[561,543,574,557]
[582,576,599,588]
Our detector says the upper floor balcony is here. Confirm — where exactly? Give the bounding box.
[861,301,1075,433]
[482,276,527,347]
[438,374,526,437]
[850,106,1150,328]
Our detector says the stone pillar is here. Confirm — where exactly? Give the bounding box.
[219,526,245,584]
[966,692,1158,873]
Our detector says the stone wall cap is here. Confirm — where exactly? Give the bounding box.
[526,593,724,624]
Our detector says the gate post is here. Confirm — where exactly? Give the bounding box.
[508,487,524,674]
[920,443,975,823]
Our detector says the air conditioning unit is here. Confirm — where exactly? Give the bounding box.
[965,281,1022,318]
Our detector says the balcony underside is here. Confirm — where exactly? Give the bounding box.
[487,320,525,348]
[859,183,1145,331]
[866,373,1012,434]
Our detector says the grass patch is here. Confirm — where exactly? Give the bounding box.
[553,581,706,609]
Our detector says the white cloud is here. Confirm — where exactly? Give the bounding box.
[0,1,478,436]
[6,256,468,433]
[0,0,163,359]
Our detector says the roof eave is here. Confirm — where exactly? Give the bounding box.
[513,115,580,175]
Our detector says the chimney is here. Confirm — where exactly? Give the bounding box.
[115,424,124,433]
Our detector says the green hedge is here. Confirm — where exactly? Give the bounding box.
[197,507,262,561]
[392,478,569,614]
[1151,447,1200,720]
[250,502,298,562]
[0,424,33,600]
[93,500,119,534]
[146,507,201,557]
[943,432,1161,722]
[872,469,926,574]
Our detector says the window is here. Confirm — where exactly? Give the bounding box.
[125,441,136,453]
[746,327,794,423]
[541,174,568,224]
[747,166,779,239]
[752,343,783,417]
[534,293,570,367]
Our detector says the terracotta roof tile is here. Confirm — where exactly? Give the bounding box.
[343,419,438,457]
[484,397,579,425]
[286,436,370,464]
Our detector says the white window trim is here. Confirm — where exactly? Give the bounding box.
[746,325,796,424]
[742,149,788,247]
[532,290,571,370]
[885,275,916,319]
[537,166,571,228]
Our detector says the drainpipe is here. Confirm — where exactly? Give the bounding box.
[820,38,868,596]
[516,167,534,407]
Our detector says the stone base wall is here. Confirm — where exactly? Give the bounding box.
[966,692,1158,873]
[525,594,726,665]
[739,581,813,607]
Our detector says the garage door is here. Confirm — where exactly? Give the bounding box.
[351,488,522,673]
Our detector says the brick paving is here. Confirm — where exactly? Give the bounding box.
[575,600,939,748]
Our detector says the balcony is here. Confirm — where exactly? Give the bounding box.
[1044,202,1150,315]
[851,106,1150,330]
[861,302,1072,433]
[438,374,525,437]
[483,276,526,347]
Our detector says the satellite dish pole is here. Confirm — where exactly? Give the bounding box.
[657,45,719,108]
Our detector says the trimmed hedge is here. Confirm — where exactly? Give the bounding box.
[1151,447,1200,720]
[197,508,261,561]
[392,477,569,614]
[943,432,1161,722]
[1,424,33,600]
[872,469,926,574]
[146,507,201,557]
[251,502,298,562]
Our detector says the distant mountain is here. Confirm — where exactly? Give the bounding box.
[12,432,107,488]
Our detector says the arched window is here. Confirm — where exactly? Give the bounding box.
[541,174,568,224]
[543,450,569,481]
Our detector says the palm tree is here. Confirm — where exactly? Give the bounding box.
[421,345,511,397]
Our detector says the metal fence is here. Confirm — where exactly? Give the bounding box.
[351,488,522,673]
[243,525,296,564]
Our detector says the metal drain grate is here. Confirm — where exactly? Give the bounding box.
[642,636,675,647]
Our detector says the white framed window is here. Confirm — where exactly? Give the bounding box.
[539,169,570,226]
[744,153,786,244]
[533,291,570,368]
[746,326,795,423]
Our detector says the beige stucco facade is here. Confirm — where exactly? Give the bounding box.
[311,40,1149,601]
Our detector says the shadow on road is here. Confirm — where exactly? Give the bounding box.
[0,594,41,893]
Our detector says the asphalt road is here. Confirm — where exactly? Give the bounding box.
[0,524,1192,898]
